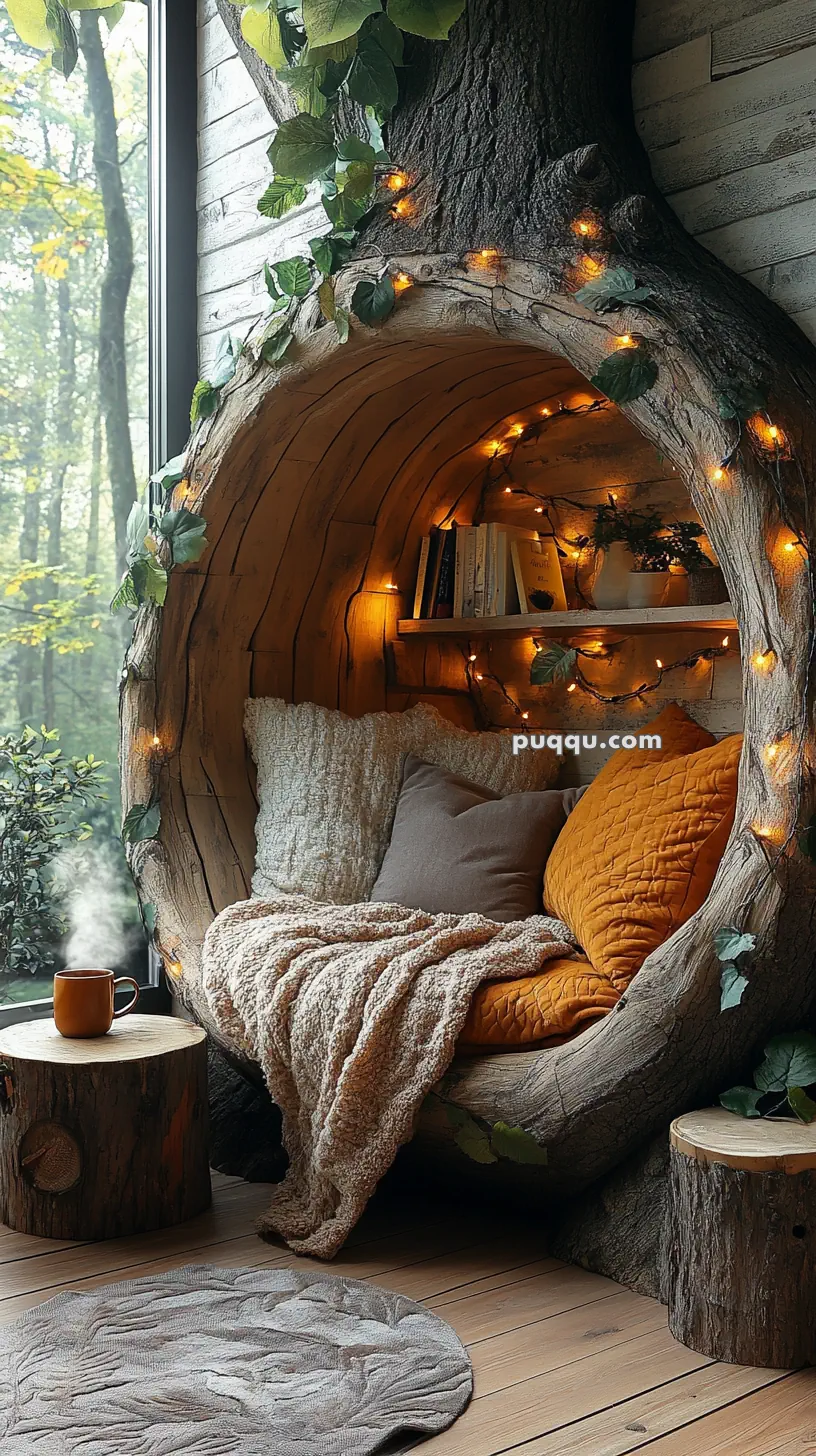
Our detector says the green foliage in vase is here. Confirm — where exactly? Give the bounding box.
[0,726,105,978]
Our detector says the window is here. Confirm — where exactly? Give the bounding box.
[0,0,195,1020]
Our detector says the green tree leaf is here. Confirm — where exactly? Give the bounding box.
[347,32,399,110]
[150,453,186,493]
[788,1086,816,1124]
[125,500,151,564]
[317,277,336,320]
[157,508,209,565]
[131,555,168,608]
[258,176,307,219]
[591,347,658,405]
[261,328,294,363]
[367,10,404,61]
[443,1101,498,1163]
[5,0,52,49]
[240,4,286,66]
[122,801,161,846]
[323,187,369,228]
[574,266,656,314]
[335,306,350,343]
[209,331,242,388]
[341,158,375,200]
[720,962,748,1011]
[309,231,356,275]
[110,572,137,614]
[717,377,768,422]
[267,113,337,183]
[530,644,577,685]
[46,0,78,77]
[274,255,314,297]
[351,273,395,324]
[336,134,377,162]
[719,1085,764,1118]
[755,1033,816,1093]
[190,379,219,424]
[302,0,382,47]
[714,928,756,962]
[386,0,464,38]
[490,1121,548,1165]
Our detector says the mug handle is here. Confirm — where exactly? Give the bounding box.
[112,977,141,1018]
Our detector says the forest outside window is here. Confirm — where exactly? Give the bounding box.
[0,4,151,1011]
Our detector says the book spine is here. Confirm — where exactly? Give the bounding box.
[510,539,528,613]
[412,536,431,618]
[453,527,465,618]
[473,524,487,617]
[461,528,477,617]
[495,528,507,616]
[484,523,496,616]
[433,528,457,617]
[420,528,442,618]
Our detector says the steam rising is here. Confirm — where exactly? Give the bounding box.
[53,845,140,970]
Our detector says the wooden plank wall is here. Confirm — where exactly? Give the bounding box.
[198,0,816,368]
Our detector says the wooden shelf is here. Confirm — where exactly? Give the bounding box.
[398,603,737,638]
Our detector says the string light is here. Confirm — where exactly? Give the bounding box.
[165,955,183,980]
[521,711,529,720]
[752,649,775,674]
[567,682,576,693]
[468,653,477,662]
[393,272,413,293]
[751,821,785,845]
[504,485,513,494]
[616,335,635,349]
[151,734,160,747]
[385,172,408,191]
[535,506,544,514]
[510,423,525,436]
[710,467,726,484]
[655,658,663,669]
[385,582,398,591]
[393,197,413,219]
[541,407,551,416]
[572,216,599,239]
[722,635,729,647]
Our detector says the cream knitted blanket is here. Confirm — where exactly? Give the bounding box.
[201,895,575,1258]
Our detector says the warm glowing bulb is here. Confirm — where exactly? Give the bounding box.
[166,957,182,979]
[475,673,484,681]
[567,682,576,693]
[386,172,407,191]
[655,658,663,669]
[764,742,779,762]
[504,485,513,494]
[753,650,775,673]
[783,541,797,553]
[393,272,413,293]
[768,424,779,440]
[521,712,529,720]
[541,407,550,416]
[711,467,725,483]
[616,334,633,348]
[722,635,729,647]
[468,653,477,662]
[152,735,160,747]
[393,197,412,218]
[535,506,544,514]
[385,582,397,591]
[610,491,618,500]
[511,423,524,436]
[572,549,581,560]
[751,821,783,844]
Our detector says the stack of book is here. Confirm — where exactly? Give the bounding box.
[413,523,568,619]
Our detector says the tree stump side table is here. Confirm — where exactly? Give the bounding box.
[0,1015,211,1240]
[667,1108,816,1368]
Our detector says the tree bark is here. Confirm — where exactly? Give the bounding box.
[85,411,102,576]
[79,12,137,575]
[42,276,77,728]
[15,268,47,727]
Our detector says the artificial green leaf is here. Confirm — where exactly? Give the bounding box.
[274,256,314,297]
[305,33,359,64]
[302,0,381,47]
[261,328,294,363]
[337,134,377,162]
[366,10,404,62]
[347,33,399,110]
[352,273,395,325]
[240,4,286,66]
[131,555,168,608]
[209,332,242,389]
[323,187,369,228]
[122,801,161,846]
[591,347,658,405]
[267,112,337,183]
[45,0,78,76]
[530,644,577,686]
[788,1086,816,1123]
[190,379,219,424]
[150,453,186,492]
[318,277,336,320]
[110,572,137,614]
[719,1085,764,1118]
[142,901,157,935]
[5,0,52,49]
[720,962,748,1011]
[69,0,125,8]
[318,56,354,96]
[443,1101,498,1164]
[335,306,350,343]
[574,266,656,314]
[103,2,125,30]
[717,377,768,423]
[341,158,375,200]
[490,1121,548,1165]
[715,928,756,963]
[157,508,209,565]
[365,110,390,160]
[755,1032,816,1093]
[258,176,307,219]
[309,231,356,275]
[386,0,464,37]
[125,501,151,564]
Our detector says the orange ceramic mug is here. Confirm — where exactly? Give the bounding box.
[53,968,140,1038]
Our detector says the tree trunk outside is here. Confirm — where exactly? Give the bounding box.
[79,12,137,575]
[42,276,77,728]
[15,268,47,727]
[85,411,102,576]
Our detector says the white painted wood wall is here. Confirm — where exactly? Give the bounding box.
[197,0,816,371]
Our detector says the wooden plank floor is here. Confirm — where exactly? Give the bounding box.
[2,1172,815,1453]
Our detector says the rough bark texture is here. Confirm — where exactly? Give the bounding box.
[0,1017,211,1240]
[667,1145,816,1368]
[123,0,816,1243]
[79,11,137,574]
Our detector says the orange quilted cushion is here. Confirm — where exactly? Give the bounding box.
[459,956,619,1050]
[543,704,742,991]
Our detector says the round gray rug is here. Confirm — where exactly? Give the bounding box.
[0,1264,472,1455]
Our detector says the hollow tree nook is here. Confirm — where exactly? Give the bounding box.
[121,0,816,1276]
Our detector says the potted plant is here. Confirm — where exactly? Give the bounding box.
[588,498,638,610]
[664,520,728,605]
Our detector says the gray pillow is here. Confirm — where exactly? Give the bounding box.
[370,755,585,923]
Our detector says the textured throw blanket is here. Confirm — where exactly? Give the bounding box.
[201,896,575,1258]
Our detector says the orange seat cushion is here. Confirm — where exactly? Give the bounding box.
[543,704,742,991]
[459,956,619,1050]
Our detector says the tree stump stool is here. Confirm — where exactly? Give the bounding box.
[0,1015,211,1240]
[667,1108,816,1368]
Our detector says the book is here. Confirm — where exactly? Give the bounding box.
[473,524,488,616]
[510,536,568,613]
[460,527,478,617]
[453,526,466,618]
[432,527,457,617]
[412,535,431,618]
[420,527,443,618]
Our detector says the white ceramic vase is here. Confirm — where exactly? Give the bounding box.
[627,571,670,608]
[664,567,690,607]
[592,542,634,610]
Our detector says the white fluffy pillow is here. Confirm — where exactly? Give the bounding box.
[245,699,560,904]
